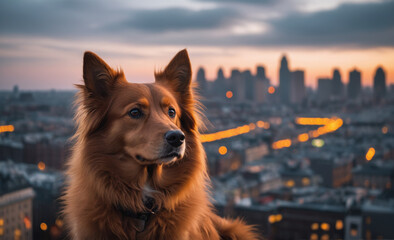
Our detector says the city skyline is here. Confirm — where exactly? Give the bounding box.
[1,51,391,90]
[1,0,394,90]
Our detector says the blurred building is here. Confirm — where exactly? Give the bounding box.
[217,187,394,240]
[317,78,332,102]
[373,66,386,101]
[256,66,266,81]
[219,168,282,202]
[23,134,68,170]
[279,162,319,188]
[352,162,394,190]
[290,70,305,104]
[254,66,270,104]
[244,143,269,163]
[0,161,34,240]
[279,55,291,104]
[243,70,254,102]
[0,188,34,240]
[332,69,343,98]
[0,139,23,162]
[196,67,207,96]
[213,68,227,100]
[348,69,361,99]
[309,154,352,188]
[0,160,65,240]
[230,69,245,101]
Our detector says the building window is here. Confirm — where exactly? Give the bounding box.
[335,220,343,230]
[321,222,330,231]
[310,233,318,240]
[311,223,319,230]
[321,234,329,240]
[366,230,371,240]
[286,180,295,188]
[302,177,310,186]
[350,223,358,237]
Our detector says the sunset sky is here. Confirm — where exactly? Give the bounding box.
[0,0,393,90]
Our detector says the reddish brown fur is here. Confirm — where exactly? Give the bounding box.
[63,49,260,239]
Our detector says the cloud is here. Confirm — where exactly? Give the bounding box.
[0,0,393,49]
[197,0,274,4]
[114,8,237,32]
[0,0,128,38]
[264,0,394,47]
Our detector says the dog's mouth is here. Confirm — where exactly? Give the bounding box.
[136,152,181,165]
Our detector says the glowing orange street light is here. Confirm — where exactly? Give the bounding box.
[268,86,275,94]
[201,117,343,144]
[218,146,228,155]
[40,222,48,231]
[38,161,46,171]
[272,139,292,149]
[0,125,14,133]
[365,147,375,161]
[256,121,265,128]
[298,133,309,142]
[226,91,233,99]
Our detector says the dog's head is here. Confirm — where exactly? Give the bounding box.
[78,49,198,167]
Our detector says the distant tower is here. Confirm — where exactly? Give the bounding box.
[279,55,291,104]
[213,68,226,99]
[348,69,361,99]
[256,66,266,80]
[196,67,207,95]
[255,66,269,103]
[317,78,332,102]
[332,69,343,97]
[230,69,242,100]
[290,70,305,104]
[242,70,254,101]
[12,85,20,100]
[373,66,386,101]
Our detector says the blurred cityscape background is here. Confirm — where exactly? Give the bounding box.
[1,57,393,239]
[1,0,394,239]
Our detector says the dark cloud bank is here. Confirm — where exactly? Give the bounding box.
[0,0,393,48]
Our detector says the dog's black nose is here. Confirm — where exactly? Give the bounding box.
[165,130,185,148]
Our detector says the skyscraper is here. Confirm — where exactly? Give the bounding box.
[332,69,343,98]
[196,67,207,95]
[317,78,332,102]
[373,66,386,101]
[290,70,305,104]
[242,70,254,101]
[348,69,361,99]
[279,55,291,104]
[255,66,270,103]
[256,66,266,80]
[213,68,226,99]
[230,69,243,101]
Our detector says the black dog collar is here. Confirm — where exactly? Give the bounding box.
[117,197,158,232]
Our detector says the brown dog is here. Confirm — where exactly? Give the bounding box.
[63,49,259,239]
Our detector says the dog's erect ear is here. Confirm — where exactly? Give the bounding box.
[155,49,192,94]
[83,51,120,98]
[156,49,201,131]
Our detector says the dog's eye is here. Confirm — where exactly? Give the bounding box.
[168,107,176,118]
[129,108,142,119]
